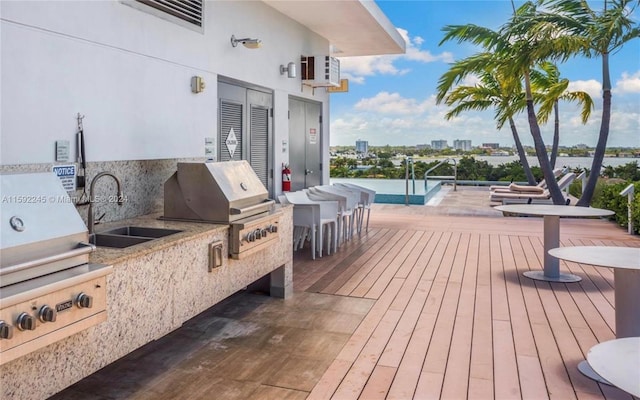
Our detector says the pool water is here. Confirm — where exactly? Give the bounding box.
[330,178,442,205]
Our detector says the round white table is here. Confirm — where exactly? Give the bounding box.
[587,337,640,396]
[495,205,614,282]
[548,246,640,386]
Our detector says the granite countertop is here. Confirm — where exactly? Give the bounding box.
[89,213,228,266]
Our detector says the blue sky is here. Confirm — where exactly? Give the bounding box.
[330,1,640,148]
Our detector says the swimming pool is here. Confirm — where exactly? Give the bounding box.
[330,178,442,205]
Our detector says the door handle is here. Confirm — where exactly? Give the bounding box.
[305,169,313,175]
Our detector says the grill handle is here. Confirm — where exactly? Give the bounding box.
[230,200,275,215]
[0,242,96,277]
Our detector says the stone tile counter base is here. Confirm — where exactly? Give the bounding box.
[0,207,293,399]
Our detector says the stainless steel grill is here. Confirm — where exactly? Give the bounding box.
[164,161,280,259]
[0,173,111,365]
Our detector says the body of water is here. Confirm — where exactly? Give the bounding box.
[407,156,637,169]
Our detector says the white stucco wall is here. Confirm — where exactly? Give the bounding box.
[1,0,330,173]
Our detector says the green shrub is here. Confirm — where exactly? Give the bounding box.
[590,180,640,234]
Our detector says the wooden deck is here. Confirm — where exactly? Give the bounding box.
[53,203,640,400]
[295,210,639,400]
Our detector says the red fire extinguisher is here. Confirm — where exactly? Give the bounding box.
[282,163,291,192]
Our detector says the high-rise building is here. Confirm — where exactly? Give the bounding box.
[355,139,368,154]
[482,143,500,149]
[453,139,472,151]
[431,140,448,150]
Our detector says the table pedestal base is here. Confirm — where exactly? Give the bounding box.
[578,360,612,385]
[523,270,582,283]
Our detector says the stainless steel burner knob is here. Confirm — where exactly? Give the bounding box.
[245,232,255,242]
[76,293,93,309]
[38,305,57,323]
[268,225,278,233]
[0,321,13,339]
[254,229,262,239]
[16,313,36,331]
[260,229,268,237]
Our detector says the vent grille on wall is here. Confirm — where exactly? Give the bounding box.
[301,56,340,88]
[136,0,203,27]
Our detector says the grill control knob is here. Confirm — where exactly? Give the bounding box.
[0,321,14,340]
[245,232,255,242]
[16,313,36,331]
[268,225,278,233]
[38,305,57,323]
[260,229,268,237]
[254,229,262,240]
[76,293,94,309]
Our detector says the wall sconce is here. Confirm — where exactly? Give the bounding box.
[280,62,297,78]
[230,35,262,49]
[191,76,205,93]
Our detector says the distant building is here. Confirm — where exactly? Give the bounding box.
[453,139,472,151]
[355,139,369,155]
[482,143,500,149]
[431,140,448,150]
[575,143,588,150]
[416,144,431,150]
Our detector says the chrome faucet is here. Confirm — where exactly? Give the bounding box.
[87,172,124,235]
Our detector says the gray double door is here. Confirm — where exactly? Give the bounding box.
[218,81,273,193]
[289,98,322,191]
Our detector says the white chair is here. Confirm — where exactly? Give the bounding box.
[334,183,375,233]
[278,195,312,252]
[307,185,358,244]
[284,191,338,259]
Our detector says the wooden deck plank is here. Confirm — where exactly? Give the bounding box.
[308,229,395,294]
[468,234,494,392]
[363,231,426,299]
[504,235,549,400]
[440,233,478,400]
[332,309,402,398]
[358,365,396,400]
[334,230,409,296]
[517,235,579,400]
[353,230,424,299]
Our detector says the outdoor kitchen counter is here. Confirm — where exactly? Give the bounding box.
[1,205,293,400]
[88,212,228,266]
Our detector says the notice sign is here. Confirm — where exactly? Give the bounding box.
[205,137,217,162]
[226,128,238,158]
[52,164,77,192]
[309,128,317,145]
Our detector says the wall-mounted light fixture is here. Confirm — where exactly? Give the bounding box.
[280,62,297,78]
[230,35,262,49]
[191,76,205,93]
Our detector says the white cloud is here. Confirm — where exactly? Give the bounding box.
[354,92,436,115]
[568,79,602,99]
[614,71,640,94]
[338,27,454,84]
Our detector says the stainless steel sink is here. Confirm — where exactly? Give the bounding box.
[100,226,182,238]
[90,226,183,248]
[90,234,154,248]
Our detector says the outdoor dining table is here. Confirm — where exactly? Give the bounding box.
[548,246,640,386]
[494,204,614,283]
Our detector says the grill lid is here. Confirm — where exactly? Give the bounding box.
[1,173,91,285]
[164,161,273,224]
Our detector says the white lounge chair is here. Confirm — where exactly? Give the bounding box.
[489,168,564,193]
[490,173,576,202]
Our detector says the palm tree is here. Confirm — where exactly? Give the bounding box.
[540,0,640,206]
[440,2,586,204]
[437,65,537,184]
[498,1,589,204]
[530,61,594,168]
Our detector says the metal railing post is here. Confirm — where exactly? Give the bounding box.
[620,184,635,235]
[405,157,410,206]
